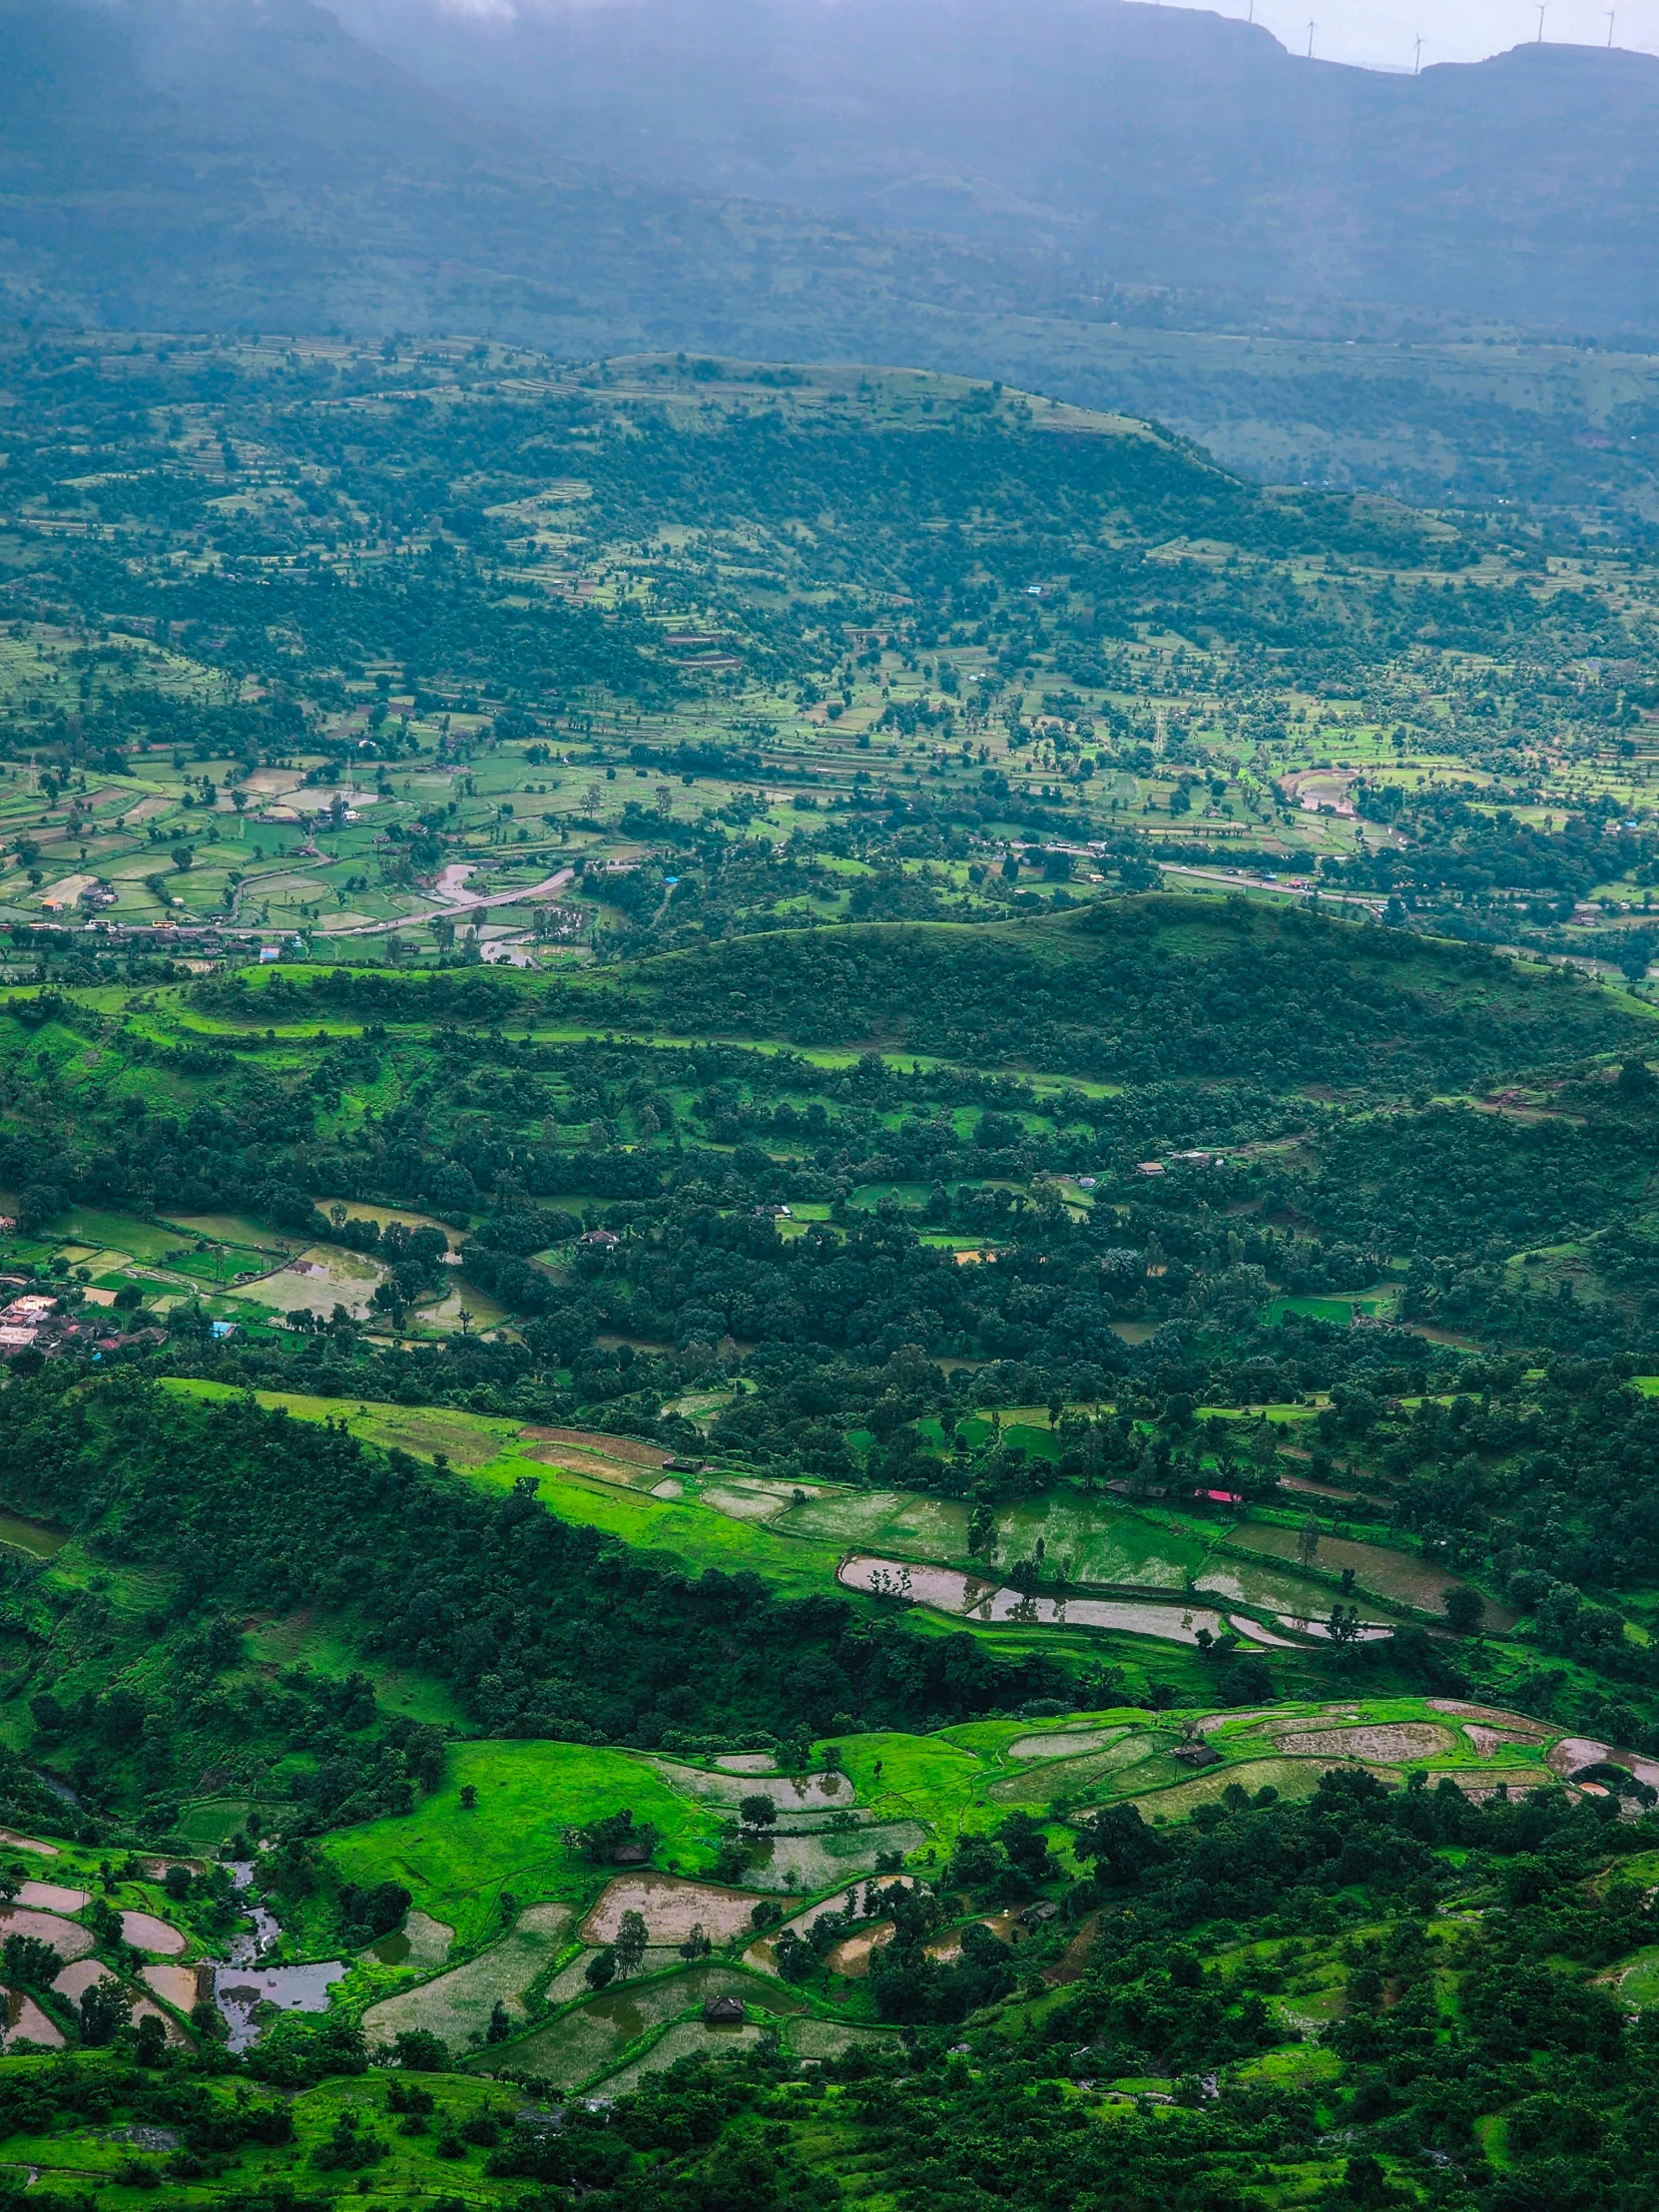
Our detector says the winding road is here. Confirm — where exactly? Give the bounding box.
[223,865,576,942]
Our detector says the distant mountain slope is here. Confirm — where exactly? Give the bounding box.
[333,0,1659,334]
[6,0,1659,526]
[7,0,1659,341]
[0,0,1059,347]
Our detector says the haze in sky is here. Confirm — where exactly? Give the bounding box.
[1169,0,1659,68]
[424,0,1659,75]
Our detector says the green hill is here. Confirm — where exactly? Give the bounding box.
[604,897,1643,1092]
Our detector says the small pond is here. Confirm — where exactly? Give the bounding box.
[213,1859,345,2051]
[214,1959,347,2054]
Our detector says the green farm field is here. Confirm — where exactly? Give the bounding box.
[162,1380,1488,1653]
[273,1688,1592,2099]
[321,1691,1570,1965]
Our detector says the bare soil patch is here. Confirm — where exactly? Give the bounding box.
[1429,1701,1550,1733]
[143,1962,208,2010]
[1463,1726,1545,1758]
[1044,1912,1100,1986]
[520,1428,669,1468]
[1276,1723,1455,1761]
[581,1874,761,1946]
[825,1923,894,1977]
[924,1914,1022,1964]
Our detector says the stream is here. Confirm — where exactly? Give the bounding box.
[212,1862,345,2053]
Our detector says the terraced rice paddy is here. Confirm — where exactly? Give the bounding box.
[836,1555,1231,1644]
[371,1911,453,1969]
[506,1963,801,2089]
[2,1991,62,2047]
[777,1490,1205,1589]
[362,1903,571,2049]
[1195,1557,1385,1616]
[253,1244,387,1320]
[169,1382,1506,1666]
[645,1761,856,1816]
[1225,1522,1514,1622]
[142,1962,206,2010]
[746,1823,929,1890]
[986,1733,1162,1804]
[120,1911,187,1954]
[302,1691,1580,2098]
[18,1883,87,1913]
[1006,1729,1130,1760]
[580,1878,755,1947]
[1272,1722,1457,1760]
[595,2017,764,2090]
[0,1908,92,1960]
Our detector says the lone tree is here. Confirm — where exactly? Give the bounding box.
[739,1794,778,1832]
[614,1909,648,1978]
[1443,1584,1484,1636]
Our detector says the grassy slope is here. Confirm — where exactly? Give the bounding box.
[190,894,1644,1086]
[326,1741,730,1951]
[584,897,1642,1077]
[326,1694,1568,1953]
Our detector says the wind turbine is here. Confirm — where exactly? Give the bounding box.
[1535,2,1545,38]
[1606,9,1616,42]
[1306,16,1315,55]
[1413,33,1423,71]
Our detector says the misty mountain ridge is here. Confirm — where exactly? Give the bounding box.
[333,0,1659,329]
[3,0,1658,338]
[7,0,1659,530]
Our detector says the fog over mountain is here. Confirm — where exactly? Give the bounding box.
[6,0,1659,516]
[332,0,1659,330]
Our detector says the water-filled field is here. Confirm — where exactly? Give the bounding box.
[776,1488,1207,1589]
[1225,1522,1515,1623]
[504,1962,800,2088]
[361,1903,571,2048]
[837,1555,1231,1644]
